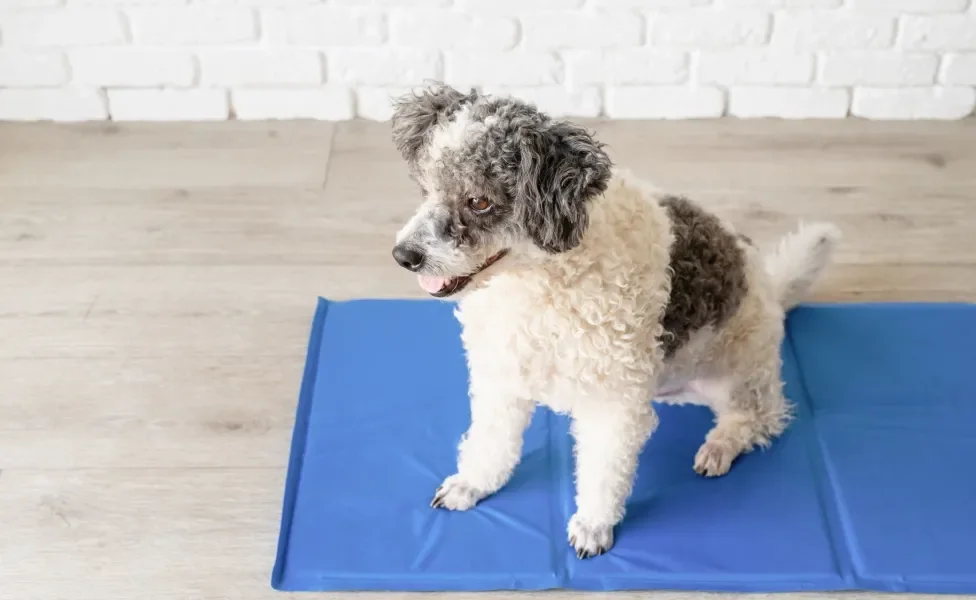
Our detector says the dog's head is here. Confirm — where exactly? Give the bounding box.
[390,83,612,298]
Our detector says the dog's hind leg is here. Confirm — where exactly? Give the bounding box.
[693,366,792,477]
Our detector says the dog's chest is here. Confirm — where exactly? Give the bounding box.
[457,277,657,413]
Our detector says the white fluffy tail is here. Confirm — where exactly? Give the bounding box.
[764,221,841,310]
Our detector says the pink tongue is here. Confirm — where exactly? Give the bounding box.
[417,275,448,294]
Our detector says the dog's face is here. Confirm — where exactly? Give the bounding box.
[390,84,612,298]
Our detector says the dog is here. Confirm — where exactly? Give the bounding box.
[389,83,840,559]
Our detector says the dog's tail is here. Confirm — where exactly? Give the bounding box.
[764,221,841,311]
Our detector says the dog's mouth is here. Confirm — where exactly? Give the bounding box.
[417,250,509,298]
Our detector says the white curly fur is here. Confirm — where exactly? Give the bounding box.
[430,168,840,558]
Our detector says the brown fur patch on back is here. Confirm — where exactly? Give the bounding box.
[658,195,749,358]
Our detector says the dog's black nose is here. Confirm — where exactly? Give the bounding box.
[393,245,425,272]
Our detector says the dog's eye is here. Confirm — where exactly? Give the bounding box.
[468,197,493,214]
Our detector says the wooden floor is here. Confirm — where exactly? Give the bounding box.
[1,118,974,600]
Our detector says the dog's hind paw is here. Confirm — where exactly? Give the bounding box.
[694,440,735,477]
[568,513,614,559]
[430,474,484,511]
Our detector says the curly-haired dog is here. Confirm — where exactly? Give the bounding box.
[390,84,840,559]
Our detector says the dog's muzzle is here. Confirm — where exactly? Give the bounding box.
[391,246,509,298]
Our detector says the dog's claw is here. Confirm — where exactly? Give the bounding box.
[567,513,614,559]
[430,485,454,509]
[694,439,736,477]
[575,546,607,560]
[430,475,481,511]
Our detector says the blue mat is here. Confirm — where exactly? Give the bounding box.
[272,299,976,593]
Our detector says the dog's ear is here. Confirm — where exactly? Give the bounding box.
[514,121,612,253]
[391,83,477,165]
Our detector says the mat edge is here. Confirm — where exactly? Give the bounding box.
[271,296,332,590]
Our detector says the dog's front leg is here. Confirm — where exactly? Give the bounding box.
[568,392,658,558]
[431,384,535,511]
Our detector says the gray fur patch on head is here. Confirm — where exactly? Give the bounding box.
[658,195,749,358]
[391,83,479,167]
[505,117,612,253]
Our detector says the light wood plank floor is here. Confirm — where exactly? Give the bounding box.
[1,119,974,600]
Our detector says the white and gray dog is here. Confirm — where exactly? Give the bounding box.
[390,83,840,559]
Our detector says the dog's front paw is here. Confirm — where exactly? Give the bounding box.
[694,439,735,477]
[430,474,484,511]
[567,513,614,559]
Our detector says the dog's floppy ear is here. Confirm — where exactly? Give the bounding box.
[391,83,477,165]
[514,121,611,253]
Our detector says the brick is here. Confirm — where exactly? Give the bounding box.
[390,10,517,50]
[901,16,976,51]
[447,52,563,87]
[108,89,229,121]
[522,11,643,49]
[483,86,602,117]
[718,0,840,5]
[461,0,583,7]
[5,0,63,6]
[330,49,440,85]
[333,0,451,5]
[263,8,385,46]
[565,50,688,85]
[605,86,726,118]
[772,13,896,49]
[941,53,976,84]
[71,48,196,86]
[652,11,770,48]
[232,88,354,120]
[69,0,188,5]
[191,0,318,4]
[0,88,107,121]
[729,87,850,118]
[592,0,710,6]
[0,50,67,86]
[127,7,256,45]
[199,49,322,86]
[698,49,814,84]
[356,87,412,120]
[820,52,938,85]
[1,9,125,46]
[852,86,976,119]
[847,0,968,12]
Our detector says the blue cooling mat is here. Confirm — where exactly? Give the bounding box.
[272,299,976,593]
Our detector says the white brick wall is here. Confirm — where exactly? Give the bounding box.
[200,49,323,86]
[0,50,68,86]
[107,88,229,120]
[1,0,974,121]
[72,48,196,86]
[730,86,851,117]
[607,85,725,118]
